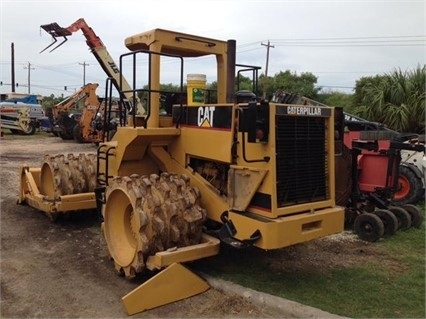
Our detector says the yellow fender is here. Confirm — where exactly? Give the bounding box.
[122,262,209,315]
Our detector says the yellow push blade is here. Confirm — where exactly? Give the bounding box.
[122,262,209,315]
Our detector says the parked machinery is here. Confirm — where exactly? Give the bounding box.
[336,111,424,242]
[0,98,50,135]
[344,113,425,206]
[394,136,425,205]
[272,91,424,242]
[50,83,116,143]
[20,28,345,314]
[0,105,33,134]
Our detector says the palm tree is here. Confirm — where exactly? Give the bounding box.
[355,66,425,134]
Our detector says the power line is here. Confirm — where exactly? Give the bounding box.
[237,35,426,49]
[274,43,424,47]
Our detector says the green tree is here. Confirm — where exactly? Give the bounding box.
[268,70,320,99]
[354,66,425,133]
[317,91,355,112]
[207,74,257,102]
[235,74,256,92]
[353,75,383,106]
[41,94,65,109]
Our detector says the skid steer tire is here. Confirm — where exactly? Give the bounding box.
[354,213,384,242]
[388,206,412,230]
[102,173,207,279]
[393,165,423,205]
[400,204,424,229]
[374,209,398,236]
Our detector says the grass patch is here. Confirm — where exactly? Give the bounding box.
[194,205,425,318]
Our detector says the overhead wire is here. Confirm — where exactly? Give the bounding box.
[1,34,423,95]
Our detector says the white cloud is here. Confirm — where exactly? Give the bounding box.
[1,0,424,96]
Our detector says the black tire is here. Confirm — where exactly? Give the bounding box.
[73,124,84,143]
[21,121,36,135]
[388,206,412,230]
[400,204,424,228]
[58,130,74,140]
[393,165,423,205]
[374,209,398,236]
[363,202,376,213]
[107,129,117,141]
[354,213,385,242]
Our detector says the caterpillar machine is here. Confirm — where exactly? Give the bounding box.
[19,26,345,315]
[271,92,424,242]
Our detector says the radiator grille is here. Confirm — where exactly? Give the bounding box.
[276,115,328,207]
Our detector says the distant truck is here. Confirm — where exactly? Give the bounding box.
[0,101,51,135]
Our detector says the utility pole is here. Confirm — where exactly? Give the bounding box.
[79,61,90,86]
[261,40,274,99]
[11,43,15,93]
[24,62,35,94]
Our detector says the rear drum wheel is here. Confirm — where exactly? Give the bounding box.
[40,153,97,198]
[102,173,206,279]
[354,213,384,242]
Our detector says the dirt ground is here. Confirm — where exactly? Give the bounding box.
[0,134,384,318]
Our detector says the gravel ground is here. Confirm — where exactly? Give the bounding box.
[0,134,351,318]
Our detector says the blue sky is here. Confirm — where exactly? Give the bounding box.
[1,0,424,97]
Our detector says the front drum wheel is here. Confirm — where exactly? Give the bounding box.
[102,173,206,279]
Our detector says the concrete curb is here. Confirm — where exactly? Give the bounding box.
[203,275,349,318]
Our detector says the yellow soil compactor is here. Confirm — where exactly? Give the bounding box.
[19,26,345,315]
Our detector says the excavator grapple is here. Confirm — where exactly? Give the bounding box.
[39,22,73,53]
[40,18,145,117]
